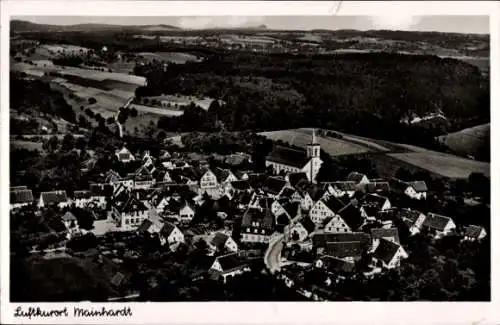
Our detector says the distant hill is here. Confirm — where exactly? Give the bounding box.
[10,20,181,33]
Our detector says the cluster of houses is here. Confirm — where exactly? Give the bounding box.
[9,132,488,287]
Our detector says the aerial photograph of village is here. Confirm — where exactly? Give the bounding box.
[9,15,490,302]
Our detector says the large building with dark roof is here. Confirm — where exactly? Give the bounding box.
[265,129,323,184]
[240,206,275,243]
[10,188,34,209]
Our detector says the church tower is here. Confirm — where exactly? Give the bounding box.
[307,129,320,158]
[306,129,322,184]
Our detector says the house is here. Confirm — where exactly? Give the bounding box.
[209,253,250,283]
[359,194,391,219]
[323,202,364,233]
[233,191,254,211]
[370,227,400,252]
[395,208,426,235]
[137,217,163,235]
[346,172,369,185]
[423,213,456,238]
[199,168,219,190]
[213,167,238,185]
[364,181,391,195]
[209,232,238,254]
[312,232,371,255]
[61,211,80,238]
[89,183,113,209]
[322,181,357,198]
[288,216,316,242]
[463,225,487,241]
[324,241,365,262]
[315,255,355,277]
[262,176,291,198]
[134,165,155,189]
[390,178,427,200]
[105,169,122,184]
[159,222,185,248]
[309,196,346,226]
[265,129,322,183]
[115,147,135,163]
[224,180,252,199]
[372,239,408,269]
[111,194,149,231]
[38,190,70,209]
[10,188,34,210]
[142,150,155,167]
[286,172,309,189]
[235,170,251,181]
[240,207,274,243]
[72,190,92,208]
[178,201,196,224]
[300,185,330,212]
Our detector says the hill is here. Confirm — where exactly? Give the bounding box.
[437,123,490,161]
[10,20,181,33]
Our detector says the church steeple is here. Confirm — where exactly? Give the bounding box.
[307,128,320,159]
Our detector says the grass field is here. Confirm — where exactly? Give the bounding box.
[137,52,201,64]
[437,123,490,157]
[260,128,490,179]
[388,152,490,178]
[141,95,215,111]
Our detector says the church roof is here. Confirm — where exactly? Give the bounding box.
[266,146,310,168]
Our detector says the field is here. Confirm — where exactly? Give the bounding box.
[140,95,215,111]
[127,103,184,116]
[437,123,490,157]
[260,128,490,179]
[137,52,201,64]
[388,152,490,178]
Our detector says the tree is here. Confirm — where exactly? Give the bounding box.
[88,97,97,105]
[106,117,115,124]
[130,108,138,118]
[61,134,75,151]
[45,135,59,153]
[75,137,87,151]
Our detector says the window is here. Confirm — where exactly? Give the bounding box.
[125,219,130,225]
[254,229,258,234]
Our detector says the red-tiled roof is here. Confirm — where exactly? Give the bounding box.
[40,191,68,205]
[10,189,34,204]
[370,227,400,244]
[325,241,364,259]
[347,172,367,183]
[464,225,485,238]
[423,213,453,231]
[266,146,310,168]
[373,239,401,264]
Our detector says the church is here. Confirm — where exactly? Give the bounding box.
[265,129,323,183]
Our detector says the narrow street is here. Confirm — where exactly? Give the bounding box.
[264,234,284,274]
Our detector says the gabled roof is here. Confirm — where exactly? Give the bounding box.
[319,255,355,274]
[62,211,77,222]
[73,190,91,199]
[423,213,453,231]
[338,203,364,230]
[266,146,310,168]
[90,184,113,197]
[241,207,274,230]
[10,186,28,191]
[305,185,327,202]
[299,216,316,234]
[322,196,347,214]
[115,194,148,213]
[373,239,401,264]
[409,181,428,192]
[213,167,233,183]
[364,182,391,194]
[230,180,251,191]
[389,178,410,192]
[211,232,230,248]
[233,191,253,206]
[40,191,68,205]
[347,172,367,183]
[325,241,364,258]
[215,253,247,272]
[137,219,154,233]
[262,176,287,195]
[312,232,371,248]
[10,189,34,204]
[370,228,400,244]
[280,187,296,198]
[329,181,357,192]
[289,172,309,188]
[394,208,424,222]
[464,225,485,238]
[160,222,178,236]
[283,201,300,219]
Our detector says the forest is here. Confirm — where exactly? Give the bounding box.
[138,51,488,151]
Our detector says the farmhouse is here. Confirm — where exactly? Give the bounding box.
[323,202,364,233]
[213,167,238,185]
[61,211,80,238]
[359,194,391,219]
[322,181,357,198]
[309,196,347,226]
[209,232,238,254]
[10,188,34,210]
[111,194,149,231]
[89,183,113,209]
[199,168,219,189]
[364,181,391,195]
[265,129,322,183]
[423,213,457,239]
[209,253,250,283]
[115,147,136,163]
[372,239,408,269]
[463,225,487,242]
[38,190,70,209]
[395,208,427,235]
[262,176,291,198]
[240,207,274,243]
[390,178,427,200]
[370,227,400,252]
[72,190,92,208]
[312,232,371,255]
[288,217,316,242]
[159,222,185,248]
[315,255,356,277]
[346,172,369,186]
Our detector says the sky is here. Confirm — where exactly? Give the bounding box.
[17,15,489,34]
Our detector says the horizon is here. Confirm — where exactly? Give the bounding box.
[13,16,490,34]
